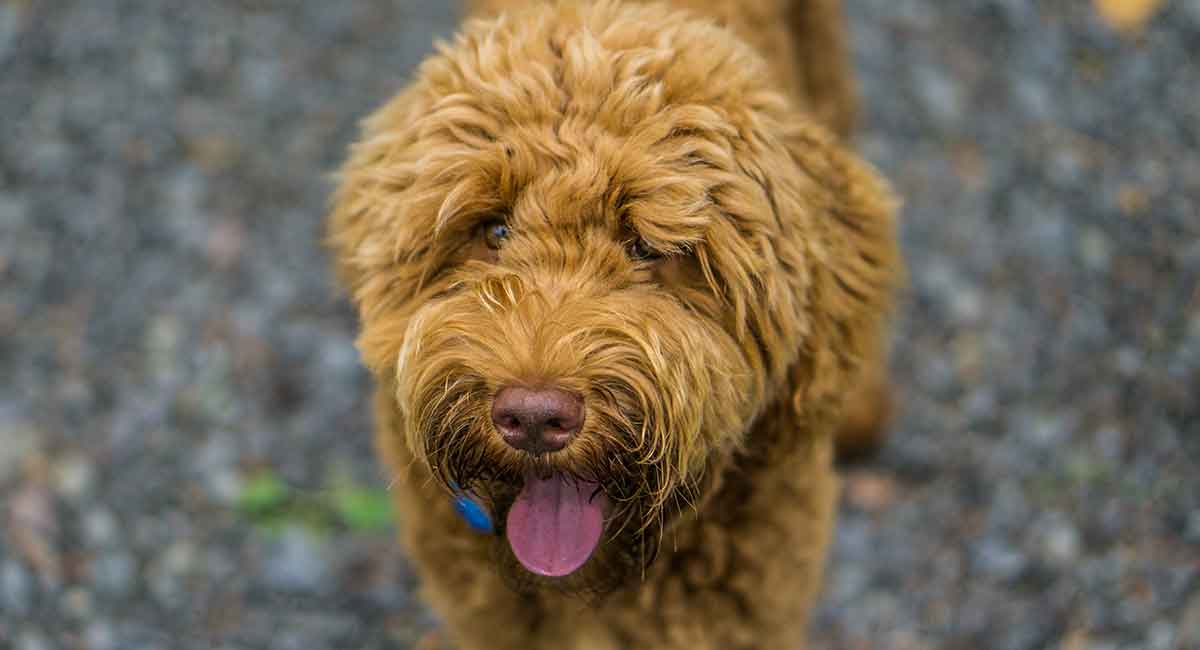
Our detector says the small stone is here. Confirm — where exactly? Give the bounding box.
[1,560,31,617]
[1038,519,1080,566]
[1079,227,1111,272]
[0,5,22,65]
[1180,592,1200,646]
[162,540,197,576]
[1093,427,1124,460]
[950,286,984,324]
[0,191,30,226]
[84,621,117,650]
[914,67,962,124]
[1183,0,1200,22]
[194,433,241,505]
[146,314,183,379]
[1117,184,1150,217]
[1185,510,1200,542]
[1114,346,1142,377]
[1145,621,1175,650]
[148,571,181,609]
[206,467,243,505]
[8,482,62,586]
[0,422,38,484]
[82,509,120,548]
[16,629,51,650]
[262,526,330,594]
[1057,628,1089,650]
[52,453,95,500]
[844,471,898,513]
[992,481,1031,523]
[206,218,245,269]
[61,586,93,619]
[1019,411,1069,448]
[973,538,1027,581]
[963,387,997,421]
[1013,76,1053,121]
[91,551,136,598]
[829,563,870,602]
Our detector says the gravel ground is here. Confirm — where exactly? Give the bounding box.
[1,1,1197,648]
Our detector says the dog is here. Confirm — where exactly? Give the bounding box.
[328,0,901,647]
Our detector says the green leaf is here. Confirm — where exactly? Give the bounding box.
[331,487,394,531]
[237,470,290,515]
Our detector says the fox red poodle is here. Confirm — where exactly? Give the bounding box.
[328,0,902,647]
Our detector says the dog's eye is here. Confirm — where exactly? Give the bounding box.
[482,220,511,250]
[625,238,662,262]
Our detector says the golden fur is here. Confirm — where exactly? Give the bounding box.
[327,0,901,647]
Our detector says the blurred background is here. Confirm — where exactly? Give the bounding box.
[1,1,1198,648]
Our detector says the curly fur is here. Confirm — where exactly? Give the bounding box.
[328,0,902,647]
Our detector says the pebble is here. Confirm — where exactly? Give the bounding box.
[52,453,95,501]
[1,560,31,617]
[844,471,899,513]
[0,5,24,63]
[15,629,51,650]
[262,527,330,594]
[1185,510,1200,543]
[1114,346,1143,377]
[84,622,117,650]
[1145,621,1176,650]
[0,190,30,226]
[1039,520,1081,566]
[1180,592,1200,646]
[1079,227,1112,272]
[962,388,996,421]
[82,509,121,548]
[973,539,1027,581]
[193,433,243,505]
[914,66,963,125]
[949,285,984,324]
[61,586,93,620]
[829,563,870,603]
[1017,410,1070,449]
[206,468,243,506]
[90,551,137,598]
[0,422,38,484]
[148,540,199,607]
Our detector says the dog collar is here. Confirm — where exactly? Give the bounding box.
[450,483,494,534]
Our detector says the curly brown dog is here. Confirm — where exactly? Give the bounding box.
[328,0,901,647]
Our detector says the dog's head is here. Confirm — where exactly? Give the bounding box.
[329,1,898,589]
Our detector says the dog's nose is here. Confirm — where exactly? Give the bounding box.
[491,386,583,455]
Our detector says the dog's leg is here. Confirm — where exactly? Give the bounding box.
[834,330,894,462]
[787,0,858,138]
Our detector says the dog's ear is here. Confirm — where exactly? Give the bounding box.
[328,85,436,314]
[771,122,902,424]
[326,85,445,377]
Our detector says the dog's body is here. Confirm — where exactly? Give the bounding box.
[329,1,900,648]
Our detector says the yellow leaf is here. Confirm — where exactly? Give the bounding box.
[1094,0,1165,35]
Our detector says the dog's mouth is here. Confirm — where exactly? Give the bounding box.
[504,471,608,577]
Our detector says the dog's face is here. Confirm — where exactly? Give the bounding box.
[330,2,896,589]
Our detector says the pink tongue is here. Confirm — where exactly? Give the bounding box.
[505,474,606,577]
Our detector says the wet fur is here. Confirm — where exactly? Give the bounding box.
[328,0,901,647]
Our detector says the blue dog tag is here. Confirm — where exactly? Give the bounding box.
[450,483,494,534]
